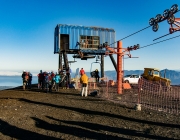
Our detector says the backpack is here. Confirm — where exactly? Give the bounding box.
[22,72,28,82]
[44,75,49,83]
[48,76,52,85]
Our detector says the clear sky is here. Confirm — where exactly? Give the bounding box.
[0,0,180,75]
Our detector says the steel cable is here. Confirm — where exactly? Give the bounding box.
[108,10,180,47]
[123,34,180,59]
[140,34,180,49]
[108,25,151,46]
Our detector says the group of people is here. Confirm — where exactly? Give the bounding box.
[21,67,100,97]
[37,70,55,92]
[21,66,72,92]
[37,70,68,93]
[21,70,32,90]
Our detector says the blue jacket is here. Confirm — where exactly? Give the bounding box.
[53,74,61,83]
[29,73,32,81]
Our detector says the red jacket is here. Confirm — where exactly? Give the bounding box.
[37,73,44,80]
[51,72,55,78]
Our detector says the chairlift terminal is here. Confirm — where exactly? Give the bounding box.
[54,24,140,94]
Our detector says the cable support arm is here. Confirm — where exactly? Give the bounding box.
[105,45,139,58]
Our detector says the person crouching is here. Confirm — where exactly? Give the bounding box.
[80,73,88,97]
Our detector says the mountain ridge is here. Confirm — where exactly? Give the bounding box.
[85,69,180,85]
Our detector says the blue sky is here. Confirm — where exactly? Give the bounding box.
[0,0,180,75]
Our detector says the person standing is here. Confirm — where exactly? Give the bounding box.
[37,70,43,89]
[59,70,66,89]
[53,72,61,91]
[51,71,55,89]
[48,72,53,92]
[42,71,47,90]
[44,72,53,93]
[44,72,49,93]
[80,73,88,97]
[66,66,71,87]
[28,72,32,89]
[21,70,29,90]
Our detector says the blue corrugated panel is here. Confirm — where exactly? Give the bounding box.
[54,24,116,54]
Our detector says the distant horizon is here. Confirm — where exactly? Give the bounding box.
[0,69,180,76]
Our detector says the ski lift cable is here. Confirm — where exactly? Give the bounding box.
[139,34,180,49]
[153,32,176,41]
[108,10,180,47]
[123,32,178,58]
[108,25,151,46]
[106,32,180,50]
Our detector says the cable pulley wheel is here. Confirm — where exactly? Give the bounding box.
[170,4,178,13]
[155,14,162,23]
[163,9,169,19]
[149,18,155,26]
[167,14,175,24]
[152,24,159,32]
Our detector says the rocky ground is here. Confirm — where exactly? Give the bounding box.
[0,85,179,140]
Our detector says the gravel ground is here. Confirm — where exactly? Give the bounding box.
[0,85,180,140]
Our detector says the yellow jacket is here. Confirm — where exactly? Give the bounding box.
[80,74,88,84]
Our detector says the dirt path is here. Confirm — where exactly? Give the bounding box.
[0,86,179,140]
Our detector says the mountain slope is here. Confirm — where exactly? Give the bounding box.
[103,69,180,85]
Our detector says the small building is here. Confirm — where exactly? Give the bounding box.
[54,24,116,53]
[54,24,117,78]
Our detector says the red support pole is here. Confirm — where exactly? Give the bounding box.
[117,41,122,94]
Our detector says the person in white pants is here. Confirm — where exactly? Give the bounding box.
[80,73,88,97]
[81,83,88,97]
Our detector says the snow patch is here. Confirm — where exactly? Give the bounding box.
[0,71,38,76]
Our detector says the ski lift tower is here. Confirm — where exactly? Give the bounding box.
[54,24,117,78]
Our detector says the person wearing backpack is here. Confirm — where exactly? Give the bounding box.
[51,71,55,89]
[28,72,32,89]
[21,70,29,90]
[48,72,53,93]
[53,72,61,91]
[66,66,71,86]
[37,70,43,89]
[44,72,50,93]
